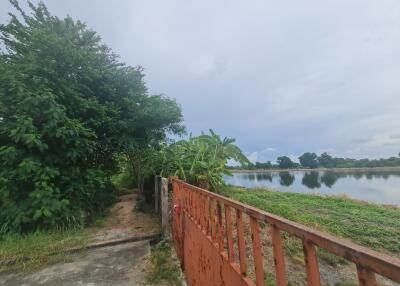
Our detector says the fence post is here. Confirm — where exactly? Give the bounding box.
[161,177,170,239]
[155,175,160,213]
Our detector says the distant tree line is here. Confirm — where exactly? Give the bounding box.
[229,152,400,170]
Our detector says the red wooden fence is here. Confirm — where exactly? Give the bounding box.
[171,178,400,286]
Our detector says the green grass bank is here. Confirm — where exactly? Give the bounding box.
[219,186,400,255]
[0,230,90,272]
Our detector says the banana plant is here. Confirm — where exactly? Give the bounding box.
[156,130,250,191]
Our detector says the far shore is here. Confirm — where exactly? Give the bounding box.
[230,166,400,173]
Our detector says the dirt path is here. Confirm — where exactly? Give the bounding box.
[90,193,161,243]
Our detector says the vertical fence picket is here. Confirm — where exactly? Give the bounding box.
[356,265,378,286]
[194,192,199,224]
[213,200,219,244]
[197,192,201,226]
[302,240,321,286]
[200,195,206,230]
[202,194,206,230]
[272,226,288,286]
[191,191,195,220]
[205,196,210,235]
[217,202,224,251]
[250,216,266,286]
[236,209,248,276]
[190,191,194,218]
[184,187,187,212]
[187,190,191,217]
[209,197,213,237]
[224,206,235,263]
[203,195,207,230]
[210,199,216,241]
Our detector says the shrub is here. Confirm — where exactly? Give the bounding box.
[0,1,183,233]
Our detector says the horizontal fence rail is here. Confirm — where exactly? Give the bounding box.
[171,178,400,286]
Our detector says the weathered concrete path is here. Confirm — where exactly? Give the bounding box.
[0,240,151,286]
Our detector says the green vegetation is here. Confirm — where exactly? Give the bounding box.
[315,152,400,169]
[0,1,183,233]
[299,152,319,168]
[0,3,245,274]
[0,229,89,272]
[155,129,250,190]
[277,156,295,169]
[115,129,250,193]
[134,195,154,213]
[146,242,181,286]
[230,152,400,170]
[219,186,400,254]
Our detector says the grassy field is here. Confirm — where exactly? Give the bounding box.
[0,229,90,272]
[219,186,400,255]
[146,242,181,286]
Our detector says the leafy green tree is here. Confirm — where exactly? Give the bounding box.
[254,161,272,169]
[318,152,335,168]
[124,94,185,193]
[0,1,183,233]
[299,152,319,168]
[276,156,294,169]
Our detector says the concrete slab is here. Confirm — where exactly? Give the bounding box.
[0,240,150,286]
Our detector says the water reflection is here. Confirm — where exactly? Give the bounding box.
[225,169,400,205]
[320,172,338,188]
[256,173,273,182]
[297,170,400,189]
[302,172,321,189]
[279,172,295,186]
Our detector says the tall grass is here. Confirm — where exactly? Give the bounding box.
[220,186,400,254]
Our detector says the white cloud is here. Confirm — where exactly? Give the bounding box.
[261,147,277,153]
[245,152,260,164]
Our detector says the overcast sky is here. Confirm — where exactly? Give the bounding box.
[2,0,400,162]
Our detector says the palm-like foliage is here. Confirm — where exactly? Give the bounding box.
[157,130,250,191]
[198,129,250,166]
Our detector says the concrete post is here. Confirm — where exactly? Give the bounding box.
[155,175,160,214]
[161,177,170,240]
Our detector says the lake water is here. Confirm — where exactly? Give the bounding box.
[224,170,400,206]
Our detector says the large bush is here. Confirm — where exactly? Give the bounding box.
[0,1,183,233]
